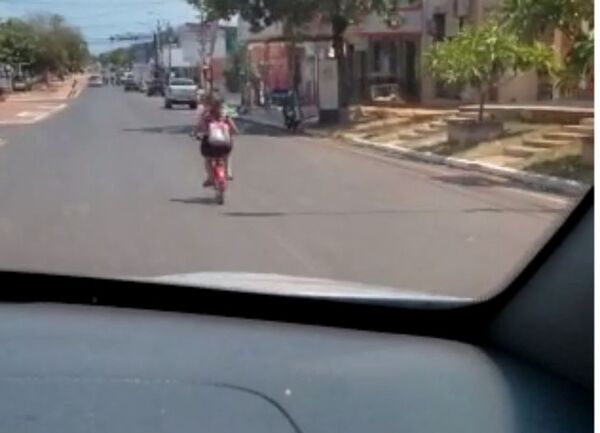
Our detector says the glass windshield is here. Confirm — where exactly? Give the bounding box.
[171,79,195,86]
[0,0,593,300]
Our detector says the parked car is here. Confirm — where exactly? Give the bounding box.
[12,75,33,92]
[164,78,198,109]
[88,75,103,87]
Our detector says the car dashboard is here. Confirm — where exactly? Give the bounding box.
[0,302,591,433]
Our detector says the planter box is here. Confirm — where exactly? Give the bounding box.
[581,135,594,167]
[447,118,504,146]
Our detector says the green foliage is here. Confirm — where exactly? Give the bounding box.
[0,19,39,66]
[556,29,594,94]
[0,14,88,75]
[426,21,555,88]
[502,0,593,40]
[502,0,593,94]
[99,47,132,68]
[426,21,555,120]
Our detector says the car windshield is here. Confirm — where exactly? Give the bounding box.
[170,79,194,86]
[0,0,593,301]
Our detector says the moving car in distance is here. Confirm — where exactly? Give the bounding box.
[88,74,103,87]
[123,73,138,92]
[164,78,198,109]
[146,78,164,97]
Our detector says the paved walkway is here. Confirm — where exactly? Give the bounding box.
[237,105,320,129]
[0,101,67,125]
[0,75,85,125]
[7,74,85,103]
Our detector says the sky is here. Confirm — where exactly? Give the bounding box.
[0,0,202,53]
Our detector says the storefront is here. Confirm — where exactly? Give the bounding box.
[345,7,423,103]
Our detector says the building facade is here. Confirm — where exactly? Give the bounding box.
[239,0,588,106]
[175,21,238,89]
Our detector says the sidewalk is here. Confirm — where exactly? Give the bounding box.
[0,74,84,125]
[0,101,67,125]
[6,74,86,103]
[236,105,320,129]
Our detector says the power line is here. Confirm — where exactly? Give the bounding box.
[0,0,165,5]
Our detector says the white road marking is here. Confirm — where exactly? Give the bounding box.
[16,111,39,118]
[2,103,67,125]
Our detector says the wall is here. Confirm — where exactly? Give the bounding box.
[247,42,290,90]
[181,31,200,64]
[497,71,539,104]
[179,25,232,64]
[346,8,423,37]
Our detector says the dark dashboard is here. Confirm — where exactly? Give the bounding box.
[0,303,591,433]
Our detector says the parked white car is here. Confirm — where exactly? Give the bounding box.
[164,78,198,110]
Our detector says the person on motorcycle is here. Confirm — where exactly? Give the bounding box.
[195,93,238,187]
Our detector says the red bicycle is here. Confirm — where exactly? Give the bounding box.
[208,157,227,205]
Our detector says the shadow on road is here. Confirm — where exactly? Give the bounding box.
[123,125,193,135]
[431,174,509,188]
[219,207,561,218]
[171,197,218,205]
[237,122,296,137]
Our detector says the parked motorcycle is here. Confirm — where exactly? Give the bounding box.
[282,98,301,131]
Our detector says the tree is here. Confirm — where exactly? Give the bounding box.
[186,0,403,116]
[0,13,88,80]
[98,47,132,68]
[425,20,555,122]
[502,0,593,40]
[502,0,593,94]
[0,19,39,68]
[25,14,88,77]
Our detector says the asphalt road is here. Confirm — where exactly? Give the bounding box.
[0,86,579,297]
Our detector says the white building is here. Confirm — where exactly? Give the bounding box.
[174,18,239,87]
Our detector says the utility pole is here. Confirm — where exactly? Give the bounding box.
[156,20,164,84]
[197,9,207,91]
[167,22,172,81]
[196,9,217,93]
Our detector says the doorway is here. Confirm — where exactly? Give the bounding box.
[405,40,417,100]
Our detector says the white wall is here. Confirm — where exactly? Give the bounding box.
[181,31,200,64]
[161,47,192,68]
[180,26,229,64]
[213,28,227,58]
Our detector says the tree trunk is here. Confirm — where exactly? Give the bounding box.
[332,32,347,110]
[478,85,485,122]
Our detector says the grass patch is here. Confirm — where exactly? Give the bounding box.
[518,150,594,185]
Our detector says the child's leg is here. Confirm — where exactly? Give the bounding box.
[203,158,213,186]
[226,153,233,179]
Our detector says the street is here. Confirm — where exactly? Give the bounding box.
[0,86,576,298]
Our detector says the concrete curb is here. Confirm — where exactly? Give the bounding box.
[237,115,589,197]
